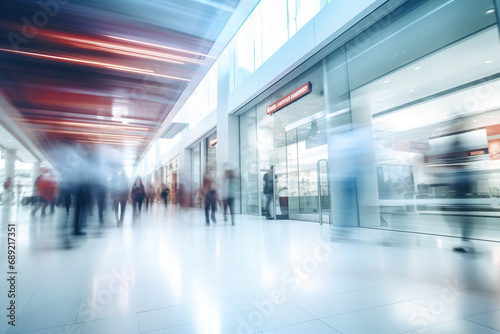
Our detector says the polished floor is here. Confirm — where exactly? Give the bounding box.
[1,202,500,334]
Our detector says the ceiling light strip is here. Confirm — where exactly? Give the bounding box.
[107,35,216,59]
[0,48,190,82]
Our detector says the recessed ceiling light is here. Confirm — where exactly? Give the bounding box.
[485,60,493,64]
[473,119,477,122]
[415,66,422,70]
[408,89,414,93]
[384,80,389,84]
[486,9,495,14]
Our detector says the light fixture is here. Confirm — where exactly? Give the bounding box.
[0,48,191,82]
[408,89,414,93]
[383,80,389,84]
[486,9,495,14]
[485,60,493,64]
[415,66,422,70]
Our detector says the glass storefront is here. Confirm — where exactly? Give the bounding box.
[191,142,201,207]
[239,0,500,240]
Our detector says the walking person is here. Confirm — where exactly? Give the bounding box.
[202,167,217,224]
[222,168,238,225]
[160,183,169,210]
[145,181,156,210]
[111,170,129,226]
[263,168,276,220]
[31,173,57,217]
[131,177,145,217]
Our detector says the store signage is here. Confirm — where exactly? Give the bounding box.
[469,149,488,156]
[267,82,312,115]
[209,138,217,147]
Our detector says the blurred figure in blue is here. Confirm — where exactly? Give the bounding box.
[222,167,238,225]
[444,136,475,253]
[330,124,373,230]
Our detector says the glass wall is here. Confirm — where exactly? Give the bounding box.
[230,0,332,91]
[191,142,201,207]
[239,0,500,240]
[240,106,259,214]
[348,0,500,239]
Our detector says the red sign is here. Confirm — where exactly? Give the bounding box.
[267,82,312,115]
[209,138,217,147]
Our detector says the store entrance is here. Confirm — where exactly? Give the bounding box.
[285,117,331,223]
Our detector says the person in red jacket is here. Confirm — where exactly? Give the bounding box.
[31,173,57,216]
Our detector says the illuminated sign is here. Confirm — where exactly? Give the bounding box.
[267,82,312,115]
[469,149,487,156]
[209,138,217,147]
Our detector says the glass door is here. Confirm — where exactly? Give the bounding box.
[286,117,329,222]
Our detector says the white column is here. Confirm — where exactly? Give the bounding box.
[31,162,40,195]
[216,47,241,212]
[4,149,16,204]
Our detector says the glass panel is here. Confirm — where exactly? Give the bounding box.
[240,107,259,214]
[257,0,288,65]
[192,143,201,207]
[286,129,299,216]
[206,133,217,171]
[234,14,256,87]
[348,0,500,240]
[296,0,322,31]
[296,118,328,214]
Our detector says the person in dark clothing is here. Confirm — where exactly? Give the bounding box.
[202,167,217,224]
[131,177,145,216]
[112,170,129,226]
[145,182,156,210]
[263,168,276,220]
[160,184,169,209]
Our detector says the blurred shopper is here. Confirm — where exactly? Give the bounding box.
[222,167,238,225]
[145,181,156,210]
[111,170,129,226]
[93,171,108,226]
[202,167,217,224]
[263,168,276,220]
[178,182,189,210]
[160,183,169,209]
[443,136,476,253]
[3,177,13,205]
[59,171,72,214]
[330,124,373,230]
[131,177,145,216]
[31,173,57,216]
[73,163,91,236]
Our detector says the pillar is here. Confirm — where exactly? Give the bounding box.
[31,162,40,195]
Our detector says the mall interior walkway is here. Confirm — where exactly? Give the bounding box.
[1,203,500,334]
